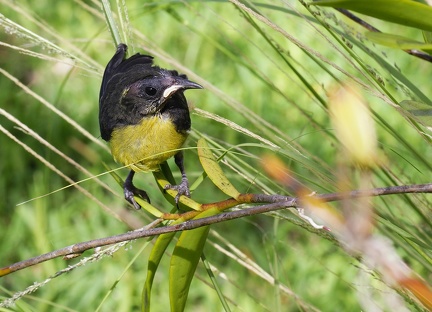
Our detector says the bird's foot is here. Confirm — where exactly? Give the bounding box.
[164,177,190,204]
[124,183,150,210]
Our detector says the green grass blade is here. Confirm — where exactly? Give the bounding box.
[399,100,432,127]
[365,32,432,50]
[101,0,122,46]
[201,253,232,312]
[312,0,432,32]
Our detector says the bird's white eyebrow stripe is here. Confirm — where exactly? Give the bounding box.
[162,85,183,99]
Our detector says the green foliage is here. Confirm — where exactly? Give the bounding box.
[168,219,210,312]
[313,0,432,31]
[0,0,431,311]
[399,100,432,128]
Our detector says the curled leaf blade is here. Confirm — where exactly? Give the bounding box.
[142,232,177,312]
[142,209,210,311]
[169,208,219,312]
[313,0,432,32]
[365,32,432,50]
[197,138,241,199]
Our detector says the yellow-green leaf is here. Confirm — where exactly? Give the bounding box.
[134,197,163,218]
[169,208,219,312]
[153,169,202,211]
[142,232,177,312]
[169,226,210,312]
[312,0,432,32]
[197,138,241,199]
[142,208,212,311]
[365,32,432,50]
[422,31,432,54]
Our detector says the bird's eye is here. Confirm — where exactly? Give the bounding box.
[145,87,157,96]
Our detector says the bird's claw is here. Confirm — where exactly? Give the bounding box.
[164,179,190,204]
[124,184,150,209]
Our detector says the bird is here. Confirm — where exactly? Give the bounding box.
[99,43,202,209]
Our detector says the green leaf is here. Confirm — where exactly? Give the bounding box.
[153,168,203,211]
[169,226,210,312]
[142,232,177,312]
[169,208,219,312]
[134,197,164,218]
[399,100,432,127]
[197,138,241,199]
[365,32,432,50]
[101,0,122,47]
[312,0,432,32]
[422,31,432,44]
[142,205,212,311]
[421,31,432,53]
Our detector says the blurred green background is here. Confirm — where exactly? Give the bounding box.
[0,0,431,311]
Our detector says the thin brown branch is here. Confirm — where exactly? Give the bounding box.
[0,199,296,277]
[317,182,432,202]
[1,182,431,277]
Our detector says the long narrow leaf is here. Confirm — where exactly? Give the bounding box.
[197,138,241,199]
[169,208,220,312]
[101,0,122,46]
[313,0,432,32]
[366,32,432,50]
[142,232,177,312]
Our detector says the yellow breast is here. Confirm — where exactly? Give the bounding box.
[109,115,188,172]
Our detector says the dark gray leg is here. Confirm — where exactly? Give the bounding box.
[164,151,190,203]
[124,170,150,209]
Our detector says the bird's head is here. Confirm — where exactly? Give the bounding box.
[99,43,202,141]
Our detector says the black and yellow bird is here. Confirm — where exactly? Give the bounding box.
[99,43,202,209]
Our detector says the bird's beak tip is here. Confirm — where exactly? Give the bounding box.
[161,80,203,102]
[185,81,203,90]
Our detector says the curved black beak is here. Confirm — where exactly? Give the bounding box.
[160,78,203,103]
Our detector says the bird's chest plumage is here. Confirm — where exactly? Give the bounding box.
[109,115,188,172]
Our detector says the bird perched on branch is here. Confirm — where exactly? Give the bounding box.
[99,43,202,209]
